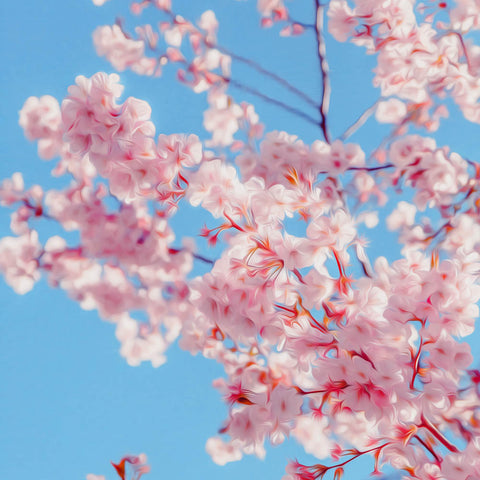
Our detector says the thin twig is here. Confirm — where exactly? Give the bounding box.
[420,414,460,453]
[211,43,320,109]
[161,8,321,126]
[314,1,331,143]
[413,435,442,464]
[339,98,382,141]
[193,253,215,265]
[289,18,316,30]
[165,6,318,109]
[317,164,394,175]
[442,30,475,76]
[344,164,394,172]
[170,247,215,265]
[226,77,320,127]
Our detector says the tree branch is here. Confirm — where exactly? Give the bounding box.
[211,43,320,110]
[339,99,381,141]
[226,77,320,127]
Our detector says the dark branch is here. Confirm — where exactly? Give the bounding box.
[314,1,331,143]
[211,43,320,110]
[226,77,320,127]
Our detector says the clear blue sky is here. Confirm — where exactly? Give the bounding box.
[1,1,479,480]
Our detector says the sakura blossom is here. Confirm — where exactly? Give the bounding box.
[93,25,156,76]
[19,95,62,159]
[4,1,480,480]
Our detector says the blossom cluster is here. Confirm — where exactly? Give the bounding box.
[328,0,480,127]
[3,1,480,480]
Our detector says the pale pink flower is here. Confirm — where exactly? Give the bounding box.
[327,0,357,42]
[79,265,139,319]
[0,173,25,206]
[389,136,468,209]
[332,411,378,450]
[441,445,480,479]
[198,10,219,43]
[116,315,169,367]
[157,133,202,183]
[187,159,246,218]
[163,26,183,47]
[0,231,42,294]
[293,416,334,460]
[443,214,480,253]
[178,312,215,355]
[204,89,243,147]
[450,0,480,32]
[375,98,407,124]
[205,437,243,465]
[306,209,357,250]
[386,201,416,231]
[228,405,270,449]
[93,25,154,75]
[19,95,62,159]
[62,72,123,153]
[257,0,284,17]
[153,0,171,11]
[424,334,473,373]
[327,140,365,175]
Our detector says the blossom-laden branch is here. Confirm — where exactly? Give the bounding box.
[4,1,480,480]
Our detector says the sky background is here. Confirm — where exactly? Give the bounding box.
[1,1,479,480]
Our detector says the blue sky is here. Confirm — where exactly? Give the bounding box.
[1,1,479,480]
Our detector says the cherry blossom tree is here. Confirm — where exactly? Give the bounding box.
[2,1,480,479]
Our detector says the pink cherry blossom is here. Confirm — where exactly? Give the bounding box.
[19,95,62,159]
[0,173,25,206]
[0,231,42,294]
[387,201,417,231]
[375,98,407,124]
[203,88,243,147]
[93,25,155,75]
[327,0,357,42]
[205,437,243,465]
[5,2,480,480]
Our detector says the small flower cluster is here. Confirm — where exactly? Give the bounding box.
[328,0,480,127]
